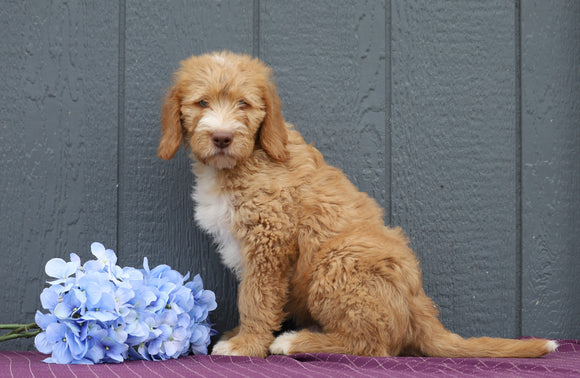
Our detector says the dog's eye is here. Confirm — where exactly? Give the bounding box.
[198,99,209,108]
[238,99,249,108]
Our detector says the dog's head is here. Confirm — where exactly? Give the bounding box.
[157,51,288,169]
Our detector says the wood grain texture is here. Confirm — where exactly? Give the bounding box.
[259,0,388,209]
[521,0,580,339]
[120,0,253,337]
[0,1,119,350]
[391,0,519,338]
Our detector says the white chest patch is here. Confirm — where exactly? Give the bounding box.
[192,165,243,278]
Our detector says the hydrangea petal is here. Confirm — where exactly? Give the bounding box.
[142,257,150,274]
[163,339,182,358]
[34,332,53,354]
[70,253,81,265]
[40,286,60,311]
[83,260,103,274]
[90,242,106,259]
[53,303,72,320]
[52,341,73,364]
[103,249,117,267]
[69,332,89,360]
[45,323,67,343]
[114,287,135,305]
[45,258,69,279]
[35,310,57,330]
[85,345,105,364]
[197,290,217,310]
[187,274,204,294]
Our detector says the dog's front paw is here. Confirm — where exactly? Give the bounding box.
[211,335,269,358]
[269,331,298,355]
[212,340,242,356]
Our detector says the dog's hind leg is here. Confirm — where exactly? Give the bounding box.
[269,328,395,356]
[270,330,361,355]
[277,233,417,357]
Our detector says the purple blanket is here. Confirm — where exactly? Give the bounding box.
[1,340,578,377]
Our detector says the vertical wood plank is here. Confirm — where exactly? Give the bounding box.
[391,0,519,338]
[521,0,580,339]
[259,0,388,209]
[0,1,119,350]
[121,0,253,337]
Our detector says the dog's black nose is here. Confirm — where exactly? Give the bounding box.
[212,132,234,149]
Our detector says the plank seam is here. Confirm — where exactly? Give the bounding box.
[117,0,126,253]
[253,0,260,58]
[515,0,523,338]
[385,0,393,225]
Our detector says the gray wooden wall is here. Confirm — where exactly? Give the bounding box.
[1,0,578,351]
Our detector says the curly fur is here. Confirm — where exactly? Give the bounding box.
[158,51,557,358]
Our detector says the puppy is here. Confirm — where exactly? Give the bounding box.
[158,51,557,358]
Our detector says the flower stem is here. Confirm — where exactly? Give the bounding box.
[0,323,41,342]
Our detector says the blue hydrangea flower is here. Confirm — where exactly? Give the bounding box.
[36,322,90,364]
[34,243,217,364]
[53,289,85,320]
[44,256,79,287]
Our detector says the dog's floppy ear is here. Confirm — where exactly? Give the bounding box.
[259,82,288,162]
[158,85,183,160]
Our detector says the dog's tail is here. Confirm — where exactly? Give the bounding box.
[416,319,558,358]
